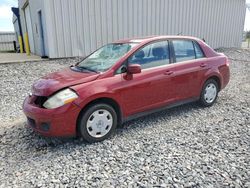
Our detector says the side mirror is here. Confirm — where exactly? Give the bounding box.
[127,64,141,74]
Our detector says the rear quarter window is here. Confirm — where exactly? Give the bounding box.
[193,42,205,58]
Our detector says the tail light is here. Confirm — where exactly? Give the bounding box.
[226,57,230,67]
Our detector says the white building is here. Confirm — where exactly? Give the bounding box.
[17,0,246,58]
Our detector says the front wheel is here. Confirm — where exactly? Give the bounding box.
[199,79,219,107]
[78,103,117,143]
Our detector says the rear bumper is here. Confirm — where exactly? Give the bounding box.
[23,96,81,137]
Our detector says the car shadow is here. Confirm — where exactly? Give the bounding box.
[17,102,201,151]
[118,102,200,130]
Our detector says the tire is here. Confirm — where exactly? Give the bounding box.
[78,103,117,143]
[199,79,219,107]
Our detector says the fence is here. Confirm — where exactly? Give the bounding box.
[0,32,17,52]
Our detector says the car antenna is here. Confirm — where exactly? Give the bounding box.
[202,38,206,42]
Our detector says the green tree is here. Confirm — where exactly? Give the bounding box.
[246,31,250,48]
[246,31,250,39]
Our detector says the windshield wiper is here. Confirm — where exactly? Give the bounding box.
[75,66,99,73]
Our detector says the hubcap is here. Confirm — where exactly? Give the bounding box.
[204,83,217,103]
[86,109,113,138]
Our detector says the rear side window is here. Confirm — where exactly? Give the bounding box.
[129,41,170,69]
[172,40,195,62]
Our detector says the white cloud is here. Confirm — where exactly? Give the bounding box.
[0,21,14,31]
[0,0,18,7]
[0,5,13,19]
[0,5,14,31]
[245,9,250,31]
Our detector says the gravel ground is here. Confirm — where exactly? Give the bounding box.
[0,58,81,123]
[0,49,249,187]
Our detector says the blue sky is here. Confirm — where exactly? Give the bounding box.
[245,0,250,31]
[0,0,18,31]
[0,0,249,32]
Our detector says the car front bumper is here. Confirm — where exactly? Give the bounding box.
[23,96,81,137]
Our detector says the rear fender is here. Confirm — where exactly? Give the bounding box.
[201,68,222,91]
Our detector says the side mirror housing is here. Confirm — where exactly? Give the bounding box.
[127,64,141,74]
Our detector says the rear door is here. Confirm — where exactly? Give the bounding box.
[119,40,176,116]
[170,39,209,100]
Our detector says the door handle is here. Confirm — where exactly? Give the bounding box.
[200,63,207,68]
[164,70,174,75]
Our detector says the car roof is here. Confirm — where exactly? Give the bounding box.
[113,35,201,44]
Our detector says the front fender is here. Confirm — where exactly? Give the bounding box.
[70,82,123,114]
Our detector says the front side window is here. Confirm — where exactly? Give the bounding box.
[172,40,195,62]
[128,41,170,69]
[115,64,127,74]
[77,43,138,72]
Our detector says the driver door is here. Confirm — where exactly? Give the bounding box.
[119,40,176,117]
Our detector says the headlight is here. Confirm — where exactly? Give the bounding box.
[43,88,78,109]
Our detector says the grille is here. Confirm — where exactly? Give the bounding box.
[34,96,48,108]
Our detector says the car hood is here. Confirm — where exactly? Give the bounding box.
[32,67,100,96]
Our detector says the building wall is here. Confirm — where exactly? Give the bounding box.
[0,32,16,51]
[29,0,49,56]
[19,0,246,58]
[18,0,49,56]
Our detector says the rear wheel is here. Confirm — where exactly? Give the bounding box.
[199,79,219,107]
[78,103,117,143]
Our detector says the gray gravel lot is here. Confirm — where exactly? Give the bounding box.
[0,49,249,187]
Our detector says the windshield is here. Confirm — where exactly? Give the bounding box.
[76,43,138,72]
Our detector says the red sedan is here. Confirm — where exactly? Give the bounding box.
[23,36,230,142]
